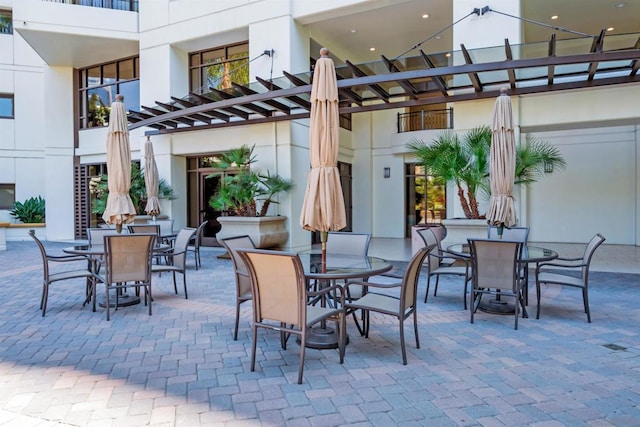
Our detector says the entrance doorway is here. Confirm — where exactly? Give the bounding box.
[405,163,446,237]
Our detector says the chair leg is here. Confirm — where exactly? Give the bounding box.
[399,319,407,365]
[105,284,111,321]
[412,310,420,349]
[233,302,241,341]
[514,293,519,330]
[470,290,475,324]
[250,325,258,372]
[424,276,432,303]
[147,283,152,316]
[338,314,346,364]
[536,279,542,319]
[182,273,188,299]
[41,283,49,316]
[463,279,469,310]
[298,332,306,384]
[350,308,365,336]
[433,276,440,297]
[172,272,178,295]
[583,288,591,323]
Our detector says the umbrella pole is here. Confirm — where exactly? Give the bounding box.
[497,223,504,239]
[116,223,123,234]
[320,231,328,273]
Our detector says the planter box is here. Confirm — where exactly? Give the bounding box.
[440,218,487,247]
[0,222,46,250]
[216,216,288,249]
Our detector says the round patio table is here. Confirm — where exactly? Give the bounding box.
[297,251,393,349]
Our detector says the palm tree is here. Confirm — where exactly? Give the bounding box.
[407,126,566,219]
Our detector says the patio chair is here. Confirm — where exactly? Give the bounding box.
[151,227,197,299]
[417,227,472,309]
[219,235,256,340]
[487,225,530,302]
[147,219,175,246]
[87,227,121,245]
[187,221,207,270]
[237,248,346,384]
[30,229,99,316]
[468,239,525,330]
[127,224,160,235]
[97,233,156,321]
[344,243,435,365]
[535,233,605,323]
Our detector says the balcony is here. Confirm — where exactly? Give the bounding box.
[397,108,453,133]
[42,0,138,12]
[13,0,139,68]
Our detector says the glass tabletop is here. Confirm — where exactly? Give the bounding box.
[446,244,558,263]
[298,251,393,280]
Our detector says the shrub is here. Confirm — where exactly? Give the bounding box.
[10,196,45,223]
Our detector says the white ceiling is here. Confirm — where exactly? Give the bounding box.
[304,0,640,63]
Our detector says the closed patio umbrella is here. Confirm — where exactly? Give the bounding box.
[300,48,347,265]
[143,136,161,219]
[102,94,136,232]
[486,87,517,235]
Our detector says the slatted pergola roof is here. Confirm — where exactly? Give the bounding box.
[128,31,640,134]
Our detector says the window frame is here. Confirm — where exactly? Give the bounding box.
[0,9,12,35]
[0,94,14,118]
[0,183,15,209]
[189,42,249,94]
[77,56,140,129]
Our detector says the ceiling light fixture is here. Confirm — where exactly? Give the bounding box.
[616,2,626,7]
[607,27,615,31]
[422,14,429,19]
[550,15,558,20]
[369,47,376,51]
[350,29,357,33]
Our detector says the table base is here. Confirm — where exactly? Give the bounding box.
[297,326,349,350]
[98,292,141,308]
[478,298,515,315]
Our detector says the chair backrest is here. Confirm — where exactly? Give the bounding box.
[401,243,436,311]
[416,227,441,271]
[237,249,306,328]
[468,239,521,292]
[29,229,51,279]
[128,224,160,235]
[191,221,207,248]
[172,227,197,269]
[148,219,174,236]
[580,233,606,278]
[326,232,370,256]
[104,234,156,284]
[487,226,529,243]
[87,227,120,246]
[220,235,256,296]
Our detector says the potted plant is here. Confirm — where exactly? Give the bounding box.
[90,163,176,218]
[10,196,46,224]
[208,144,293,248]
[407,126,566,242]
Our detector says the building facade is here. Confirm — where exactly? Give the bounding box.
[1,0,639,249]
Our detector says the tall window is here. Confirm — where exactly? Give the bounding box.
[78,56,139,129]
[0,94,13,118]
[405,164,446,237]
[189,42,249,94]
[0,184,15,209]
[0,9,12,34]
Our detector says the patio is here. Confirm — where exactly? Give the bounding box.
[0,239,639,426]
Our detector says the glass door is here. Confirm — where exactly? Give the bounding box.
[405,163,446,237]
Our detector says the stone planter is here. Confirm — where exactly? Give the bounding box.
[216,216,288,249]
[440,218,487,247]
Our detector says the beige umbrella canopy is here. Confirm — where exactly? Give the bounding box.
[486,87,517,233]
[143,136,161,218]
[102,94,136,232]
[300,48,347,261]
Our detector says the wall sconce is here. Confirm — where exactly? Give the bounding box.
[383,167,391,178]
[544,161,553,174]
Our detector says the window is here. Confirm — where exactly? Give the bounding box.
[189,42,249,94]
[78,56,139,129]
[0,94,13,118]
[405,164,446,237]
[0,184,15,209]
[0,9,12,34]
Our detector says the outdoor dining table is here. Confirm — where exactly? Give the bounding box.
[297,251,393,349]
[63,242,171,307]
[446,243,558,316]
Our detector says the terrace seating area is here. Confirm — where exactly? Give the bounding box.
[0,238,639,424]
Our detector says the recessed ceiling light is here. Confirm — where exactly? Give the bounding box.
[616,2,626,7]
[550,15,559,20]
[350,29,357,33]
[435,35,442,40]
[369,47,376,51]
[422,14,429,19]
[445,53,451,57]
[607,27,615,31]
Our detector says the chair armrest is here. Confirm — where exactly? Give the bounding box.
[345,280,401,290]
[47,254,90,263]
[307,284,345,306]
[536,260,587,273]
[439,249,470,261]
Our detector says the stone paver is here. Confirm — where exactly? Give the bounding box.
[1,240,639,425]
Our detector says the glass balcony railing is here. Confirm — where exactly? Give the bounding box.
[42,0,138,12]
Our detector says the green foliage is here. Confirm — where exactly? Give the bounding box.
[407,125,566,219]
[91,163,176,215]
[10,196,45,223]
[207,145,293,217]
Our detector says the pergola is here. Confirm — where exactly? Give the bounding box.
[128,31,640,134]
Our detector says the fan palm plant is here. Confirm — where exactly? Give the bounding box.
[407,126,566,219]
